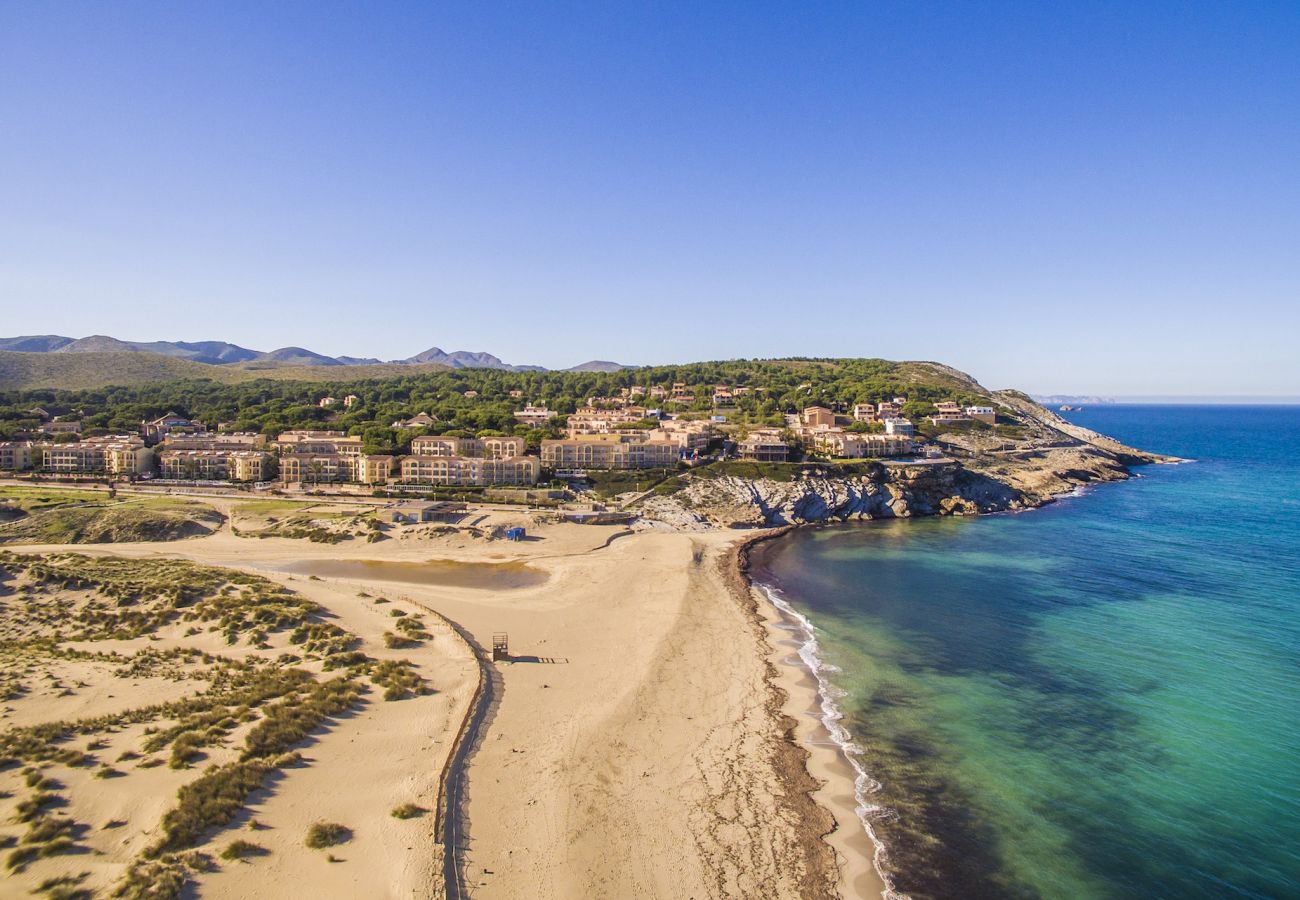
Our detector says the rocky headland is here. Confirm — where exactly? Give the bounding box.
[640,393,1175,529]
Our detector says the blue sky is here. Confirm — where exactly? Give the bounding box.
[2,2,1297,395]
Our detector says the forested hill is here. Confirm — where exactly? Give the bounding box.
[0,357,997,453]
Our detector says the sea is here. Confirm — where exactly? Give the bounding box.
[750,405,1300,900]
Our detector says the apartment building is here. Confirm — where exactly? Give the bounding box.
[803,406,836,428]
[157,449,275,482]
[885,418,915,437]
[541,434,680,469]
[40,436,152,475]
[813,430,912,459]
[737,431,791,462]
[852,403,877,422]
[649,420,714,451]
[272,433,363,456]
[162,432,266,451]
[277,451,394,485]
[409,435,525,459]
[400,455,539,486]
[278,453,350,484]
[0,442,33,471]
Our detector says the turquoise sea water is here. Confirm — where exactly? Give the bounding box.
[751,406,1300,900]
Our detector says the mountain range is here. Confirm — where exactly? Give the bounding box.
[0,335,625,373]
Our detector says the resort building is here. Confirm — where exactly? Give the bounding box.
[357,455,396,485]
[852,403,877,422]
[813,431,912,459]
[803,406,836,428]
[737,431,791,463]
[513,405,556,426]
[392,413,438,429]
[40,436,152,475]
[409,435,526,459]
[278,451,394,485]
[649,385,668,399]
[399,455,539,486]
[41,420,83,436]
[141,413,206,445]
[966,406,997,424]
[648,420,714,452]
[162,432,266,451]
[540,434,680,469]
[884,418,915,437]
[157,449,275,482]
[0,442,33,471]
[928,402,973,427]
[272,433,363,456]
[876,401,902,420]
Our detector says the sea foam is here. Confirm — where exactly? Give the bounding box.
[759,582,907,900]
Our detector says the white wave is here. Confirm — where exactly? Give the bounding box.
[759,582,909,900]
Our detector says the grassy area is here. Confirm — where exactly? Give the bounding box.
[0,498,224,544]
[582,467,678,498]
[0,485,109,512]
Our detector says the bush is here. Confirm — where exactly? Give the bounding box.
[219,838,266,861]
[304,821,350,849]
[390,803,424,820]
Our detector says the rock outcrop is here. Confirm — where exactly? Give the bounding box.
[638,396,1175,529]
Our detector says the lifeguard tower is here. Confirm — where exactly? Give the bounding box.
[491,632,509,662]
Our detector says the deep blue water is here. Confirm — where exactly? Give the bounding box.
[752,405,1300,900]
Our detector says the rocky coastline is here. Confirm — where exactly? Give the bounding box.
[640,398,1175,530]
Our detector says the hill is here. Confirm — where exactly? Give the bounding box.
[0,333,554,371]
[0,350,452,390]
[565,360,629,372]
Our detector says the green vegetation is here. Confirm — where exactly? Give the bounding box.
[0,357,991,452]
[0,497,224,545]
[390,803,425,820]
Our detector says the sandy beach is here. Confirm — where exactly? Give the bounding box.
[1,495,879,898]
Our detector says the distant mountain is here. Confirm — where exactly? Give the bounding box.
[402,346,545,372]
[1032,394,1116,406]
[565,360,628,372]
[257,346,342,366]
[46,334,263,365]
[0,335,76,353]
[0,333,609,373]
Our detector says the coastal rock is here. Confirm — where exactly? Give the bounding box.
[642,442,1153,529]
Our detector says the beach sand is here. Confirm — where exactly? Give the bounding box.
[2,499,878,898]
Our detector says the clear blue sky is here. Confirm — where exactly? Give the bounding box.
[2,2,1297,395]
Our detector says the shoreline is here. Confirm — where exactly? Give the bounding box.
[725,528,894,899]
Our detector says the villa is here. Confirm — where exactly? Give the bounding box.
[513,405,556,426]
